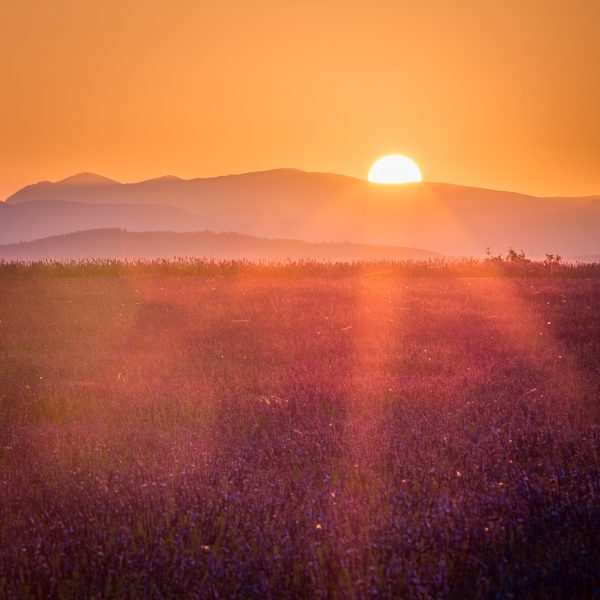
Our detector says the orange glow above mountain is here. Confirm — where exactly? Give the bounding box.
[1,0,599,199]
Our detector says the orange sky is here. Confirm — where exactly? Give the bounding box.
[2,0,599,200]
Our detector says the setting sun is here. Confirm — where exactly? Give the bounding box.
[368,155,422,184]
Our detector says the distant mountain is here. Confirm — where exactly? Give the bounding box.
[0,229,439,261]
[4,169,600,256]
[53,172,119,186]
[0,200,255,245]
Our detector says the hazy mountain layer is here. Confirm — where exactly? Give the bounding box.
[0,200,258,245]
[0,229,439,261]
[4,169,600,256]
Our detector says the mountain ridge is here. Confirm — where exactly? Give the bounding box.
[56,172,119,186]
[3,169,599,256]
[7,168,599,203]
[0,228,440,261]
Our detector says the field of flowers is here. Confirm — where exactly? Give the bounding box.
[1,260,599,598]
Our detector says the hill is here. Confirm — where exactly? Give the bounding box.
[0,229,439,261]
[0,200,253,245]
[4,169,600,256]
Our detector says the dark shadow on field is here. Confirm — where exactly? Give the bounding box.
[458,276,600,423]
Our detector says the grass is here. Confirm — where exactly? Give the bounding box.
[0,259,599,598]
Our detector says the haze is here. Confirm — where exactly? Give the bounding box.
[2,0,599,201]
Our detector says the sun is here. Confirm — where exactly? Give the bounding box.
[368,155,422,184]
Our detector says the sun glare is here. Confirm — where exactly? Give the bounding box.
[368,155,422,184]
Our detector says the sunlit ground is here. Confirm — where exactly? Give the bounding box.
[1,260,599,597]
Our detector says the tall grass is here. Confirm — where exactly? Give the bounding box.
[0,261,599,598]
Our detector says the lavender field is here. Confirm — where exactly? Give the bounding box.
[1,260,599,598]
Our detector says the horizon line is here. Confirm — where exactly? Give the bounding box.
[3,168,600,202]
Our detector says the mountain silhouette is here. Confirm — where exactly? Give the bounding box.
[55,172,119,186]
[4,169,599,256]
[0,229,439,261]
[0,200,256,245]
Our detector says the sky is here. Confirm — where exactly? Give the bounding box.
[2,0,599,200]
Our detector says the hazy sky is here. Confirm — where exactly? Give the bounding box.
[2,0,599,199]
